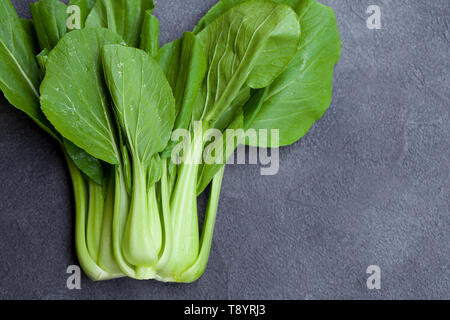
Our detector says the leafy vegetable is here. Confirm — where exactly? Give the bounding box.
[196,0,300,127]
[102,44,175,275]
[63,138,104,184]
[31,0,109,189]
[156,31,207,159]
[40,28,123,164]
[156,0,301,281]
[0,0,341,283]
[40,27,127,280]
[244,0,342,146]
[193,0,302,193]
[0,0,56,138]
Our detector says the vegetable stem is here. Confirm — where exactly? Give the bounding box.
[155,158,173,275]
[180,166,225,282]
[64,151,119,281]
[96,170,123,276]
[112,165,136,277]
[163,125,203,280]
[122,156,161,276]
[86,178,104,263]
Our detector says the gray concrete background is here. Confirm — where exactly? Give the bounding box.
[0,0,448,299]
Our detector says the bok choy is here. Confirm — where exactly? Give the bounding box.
[0,0,341,282]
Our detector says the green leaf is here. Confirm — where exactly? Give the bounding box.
[0,0,57,139]
[197,111,244,194]
[195,87,250,194]
[139,10,159,57]
[197,0,300,127]
[101,44,175,163]
[193,0,243,34]
[211,86,250,132]
[30,0,67,51]
[68,0,96,29]
[63,138,104,185]
[20,18,40,56]
[36,48,49,72]
[244,0,342,146]
[40,28,123,164]
[102,44,177,271]
[85,0,155,47]
[147,154,162,187]
[156,32,207,158]
[193,0,306,34]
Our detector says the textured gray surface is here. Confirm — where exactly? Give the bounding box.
[0,0,449,300]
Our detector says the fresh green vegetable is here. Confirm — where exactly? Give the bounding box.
[195,0,342,190]
[0,0,55,138]
[41,28,123,164]
[244,0,342,147]
[157,0,302,281]
[102,44,176,277]
[0,0,341,283]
